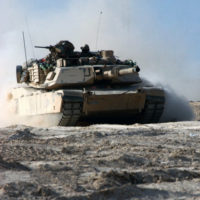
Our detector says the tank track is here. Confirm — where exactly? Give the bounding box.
[58,95,164,126]
[59,97,83,126]
[139,95,165,123]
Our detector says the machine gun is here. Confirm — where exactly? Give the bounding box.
[35,45,62,64]
[35,41,75,60]
[35,45,61,53]
[35,42,80,67]
[35,46,53,49]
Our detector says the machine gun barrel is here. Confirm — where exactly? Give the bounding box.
[35,46,52,49]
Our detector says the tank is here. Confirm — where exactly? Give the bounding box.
[8,40,165,126]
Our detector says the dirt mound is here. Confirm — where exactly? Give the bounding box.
[0,156,29,171]
[0,182,58,199]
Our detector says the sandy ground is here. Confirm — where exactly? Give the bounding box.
[0,117,200,199]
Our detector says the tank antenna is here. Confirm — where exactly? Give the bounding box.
[22,31,28,68]
[95,11,103,50]
[25,17,36,59]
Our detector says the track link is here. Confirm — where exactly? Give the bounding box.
[59,98,82,126]
[140,95,165,123]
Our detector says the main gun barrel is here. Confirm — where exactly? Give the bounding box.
[103,67,138,80]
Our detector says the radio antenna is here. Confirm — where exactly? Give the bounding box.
[95,11,103,50]
[22,31,28,68]
[25,17,36,59]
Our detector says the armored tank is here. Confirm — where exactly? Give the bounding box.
[8,40,165,126]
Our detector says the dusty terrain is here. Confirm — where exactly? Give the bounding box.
[0,103,199,199]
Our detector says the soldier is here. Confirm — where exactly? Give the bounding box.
[38,57,54,75]
[80,44,93,57]
[35,40,75,64]
[55,40,75,59]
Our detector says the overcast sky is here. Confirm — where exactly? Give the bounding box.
[0,0,200,100]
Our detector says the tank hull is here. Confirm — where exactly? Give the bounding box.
[8,86,165,126]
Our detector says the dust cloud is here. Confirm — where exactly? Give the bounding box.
[141,78,194,122]
[160,86,194,122]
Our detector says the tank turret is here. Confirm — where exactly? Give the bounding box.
[17,40,141,88]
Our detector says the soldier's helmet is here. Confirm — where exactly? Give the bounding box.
[55,40,75,57]
[81,44,90,53]
[57,41,74,50]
